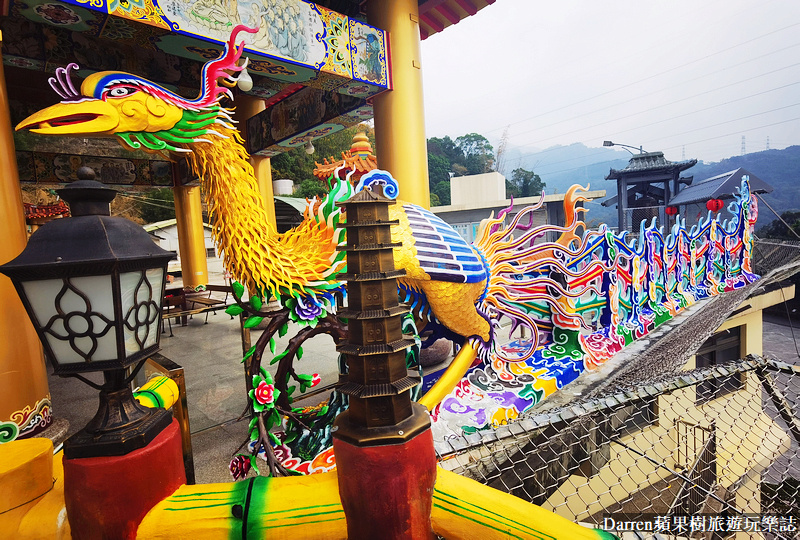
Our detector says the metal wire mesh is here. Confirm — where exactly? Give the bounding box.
[753,238,800,279]
[436,355,800,540]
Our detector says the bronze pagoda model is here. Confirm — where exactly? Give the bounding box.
[332,185,430,445]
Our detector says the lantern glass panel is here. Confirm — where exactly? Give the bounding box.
[21,275,117,364]
[121,268,164,354]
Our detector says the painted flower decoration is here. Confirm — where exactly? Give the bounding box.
[294,294,323,321]
[250,369,280,413]
[229,455,251,480]
[282,292,335,328]
[297,372,321,393]
[254,380,275,405]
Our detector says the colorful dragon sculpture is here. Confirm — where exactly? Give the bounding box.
[17,25,760,472]
[16,26,596,391]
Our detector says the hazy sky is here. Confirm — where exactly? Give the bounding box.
[420,0,800,166]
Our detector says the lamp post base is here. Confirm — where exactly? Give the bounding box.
[64,369,173,459]
[64,418,185,540]
[64,406,173,459]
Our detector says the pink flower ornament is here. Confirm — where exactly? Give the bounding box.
[254,381,275,405]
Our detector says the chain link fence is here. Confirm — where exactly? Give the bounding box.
[436,356,799,539]
[433,239,800,539]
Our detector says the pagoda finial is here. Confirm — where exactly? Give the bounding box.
[350,132,373,158]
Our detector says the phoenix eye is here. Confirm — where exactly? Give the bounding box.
[105,86,138,98]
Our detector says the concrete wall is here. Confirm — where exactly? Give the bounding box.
[450,172,506,206]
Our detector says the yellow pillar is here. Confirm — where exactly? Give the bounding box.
[254,158,275,225]
[235,95,276,227]
[172,185,208,288]
[0,30,51,440]
[366,0,430,209]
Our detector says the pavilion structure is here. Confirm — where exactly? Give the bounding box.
[0,0,498,443]
[24,200,70,233]
[601,151,696,233]
[314,131,378,186]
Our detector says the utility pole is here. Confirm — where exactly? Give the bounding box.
[741,135,746,156]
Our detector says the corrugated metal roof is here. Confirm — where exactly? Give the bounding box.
[667,168,773,206]
[274,196,309,213]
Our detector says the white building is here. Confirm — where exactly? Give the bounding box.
[432,172,606,244]
[144,219,217,275]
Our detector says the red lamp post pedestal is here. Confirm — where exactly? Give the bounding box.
[63,418,185,540]
[333,406,437,539]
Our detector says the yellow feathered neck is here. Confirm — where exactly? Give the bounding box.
[182,129,341,297]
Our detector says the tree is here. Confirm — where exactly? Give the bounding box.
[426,132,495,203]
[757,211,800,240]
[433,181,451,206]
[494,126,510,176]
[139,187,175,223]
[507,168,545,198]
[427,136,463,166]
[427,153,451,189]
[271,124,375,183]
[456,133,494,175]
[451,163,468,177]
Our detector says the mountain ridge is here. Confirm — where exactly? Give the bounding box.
[503,143,800,228]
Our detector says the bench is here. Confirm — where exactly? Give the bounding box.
[161,285,237,336]
[162,292,200,337]
[185,284,235,323]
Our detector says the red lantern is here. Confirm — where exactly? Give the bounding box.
[665,206,678,216]
[706,199,724,212]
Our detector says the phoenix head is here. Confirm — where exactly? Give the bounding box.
[17,25,258,155]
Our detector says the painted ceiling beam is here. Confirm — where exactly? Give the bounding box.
[453,0,478,16]
[417,0,496,39]
[435,4,461,25]
[420,12,445,33]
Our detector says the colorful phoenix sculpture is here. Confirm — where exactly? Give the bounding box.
[16,25,759,475]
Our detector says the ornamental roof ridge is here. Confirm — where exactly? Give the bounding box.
[606,151,697,179]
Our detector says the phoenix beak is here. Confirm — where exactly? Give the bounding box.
[16,100,119,136]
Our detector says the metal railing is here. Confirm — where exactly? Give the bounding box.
[670,421,716,516]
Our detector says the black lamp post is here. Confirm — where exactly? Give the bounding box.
[0,168,176,458]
